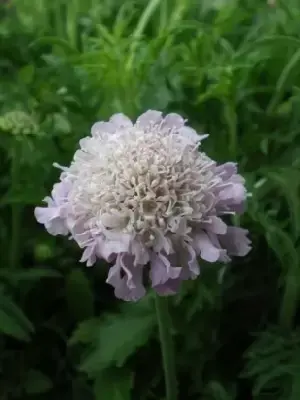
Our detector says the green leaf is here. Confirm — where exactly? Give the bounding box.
[205,380,235,400]
[69,318,101,346]
[250,210,298,273]
[24,369,53,395]
[94,368,132,400]
[265,169,300,239]
[79,295,155,376]
[18,64,35,85]
[30,36,78,55]
[253,366,293,396]
[65,269,94,322]
[0,268,61,284]
[267,47,300,113]
[0,292,34,340]
[290,373,300,400]
[52,113,72,134]
[265,226,298,273]
[0,309,31,341]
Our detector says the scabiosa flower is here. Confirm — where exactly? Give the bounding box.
[35,110,251,301]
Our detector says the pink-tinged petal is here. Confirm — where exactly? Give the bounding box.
[153,279,181,296]
[193,232,221,262]
[34,207,59,224]
[216,162,237,179]
[34,180,71,236]
[43,196,55,207]
[91,121,116,137]
[173,242,200,280]
[46,219,68,236]
[34,207,68,236]
[162,113,185,130]
[216,176,246,215]
[80,243,97,267]
[70,221,92,248]
[135,110,162,128]
[178,126,208,142]
[218,182,246,203]
[184,243,200,278]
[152,228,173,254]
[51,180,71,205]
[150,253,181,287]
[218,226,251,257]
[131,239,150,266]
[206,232,231,263]
[106,254,146,301]
[202,216,227,235]
[79,137,90,149]
[109,113,133,129]
[100,230,132,260]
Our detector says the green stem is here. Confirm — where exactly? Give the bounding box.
[9,146,22,269]
[223,101,237,160]
[279,271,299,330]
[126,0,161,71]
[154,295,177,400]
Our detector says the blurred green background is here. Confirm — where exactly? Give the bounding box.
[0,0,300,399]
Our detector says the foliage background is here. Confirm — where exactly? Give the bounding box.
[0,0,300,398]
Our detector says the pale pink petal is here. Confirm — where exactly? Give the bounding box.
[109,113,133,129]
[218,226,251,257]
[91,121,116,137]
[34,207,68,235]
[106,254,146,301]
[216,162,237,179]
[131,239,150,266]
[177,126,208,142]
[150,253,181,288]
[80,243,98,267]
[202,216,227,234]
[162,113,185,130]
[152,228,173,254]
[184,243,200,278]
[51,181,71,205]
[218,182,246,203]
[34,207,59,224]
[193,232,221,262]
[135,110,162,128]
[153,279,181,296]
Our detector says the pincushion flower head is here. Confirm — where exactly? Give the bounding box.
[35,110,251,301]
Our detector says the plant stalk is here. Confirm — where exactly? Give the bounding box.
[279,271,299,330]
[154,294,177,400]
[9,146,22,269]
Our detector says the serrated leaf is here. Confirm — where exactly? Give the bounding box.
[253,366,293,396]
[265,169,300,239]
[252,211,298,273]
[80,296,155,376]
[24,369,53,395]
[266,226,298,272]
[65,269,94,322]
[94,368,132,400]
